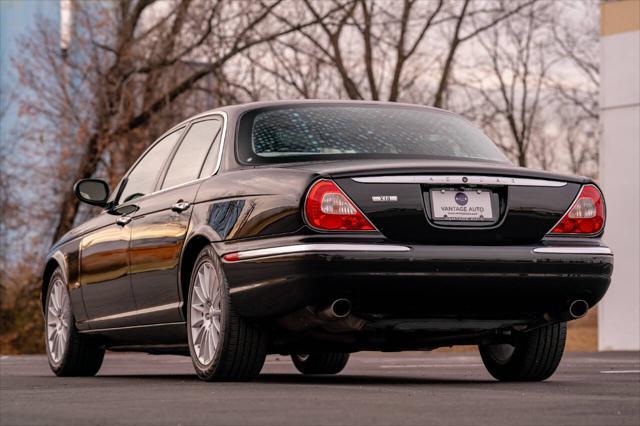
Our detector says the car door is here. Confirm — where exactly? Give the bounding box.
[129,117,224,325]
[77,207,136,329]
[80,128,184,329]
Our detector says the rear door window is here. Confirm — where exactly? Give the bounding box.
[161,119,222,189]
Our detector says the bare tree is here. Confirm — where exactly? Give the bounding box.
[257,0,536,105]
[432,0,536,108]
[261,0,446,101]
[9,0,338,246]
[465,2,559,167]
[550,0,599,176]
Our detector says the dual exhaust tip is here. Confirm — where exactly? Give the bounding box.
[319,298,352,320]
[315,298,365,332]
[320,298,589,325]
[569,299,589,319]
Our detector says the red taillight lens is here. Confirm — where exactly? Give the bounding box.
[551,184,605,235]
[304,180,375,231]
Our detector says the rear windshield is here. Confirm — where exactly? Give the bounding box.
[237,105,508,164]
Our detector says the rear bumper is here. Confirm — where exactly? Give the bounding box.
[218,238,613,319]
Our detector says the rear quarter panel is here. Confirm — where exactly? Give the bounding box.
[190,168,315,242]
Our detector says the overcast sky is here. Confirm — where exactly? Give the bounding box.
[1,1,58,141]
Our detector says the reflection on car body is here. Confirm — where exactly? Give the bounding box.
[42,101,612,382]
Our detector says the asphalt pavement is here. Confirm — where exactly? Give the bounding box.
[1,351,639,426]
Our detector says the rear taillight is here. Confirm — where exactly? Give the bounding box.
[304,179,375,231]
[551,184,605,235]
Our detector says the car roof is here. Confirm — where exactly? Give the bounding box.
[186,99,452,123]
[166,100,463,136]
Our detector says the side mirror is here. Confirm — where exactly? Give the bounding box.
[73,179,110,207]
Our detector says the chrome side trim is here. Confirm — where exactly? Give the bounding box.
[225,243,411,261]
[352,175,567,187]
[211,111,228,178]
[85,302,181,324]
[532,247,612,255]
[80,321,186,334]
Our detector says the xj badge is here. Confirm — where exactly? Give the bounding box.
[372,195,398,202]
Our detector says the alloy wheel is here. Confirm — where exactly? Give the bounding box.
[294,354,310,362]
[190,261,222,366]
[46,278,71,365]
[486,343,516,364]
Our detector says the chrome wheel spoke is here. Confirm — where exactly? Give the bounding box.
[207,327,215,358]
[212,335,219,352]
[200,328,210,362]
[202,266,211,299]
[211,288,220,306]
[53,333,60,357]
[194,325,206,347]
[59,331,67,351]
[194,284,206,304]
[56,287,64,309]
[50,288,60,311]
[192,302,206,313]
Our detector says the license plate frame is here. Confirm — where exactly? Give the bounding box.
[429,188,495,222]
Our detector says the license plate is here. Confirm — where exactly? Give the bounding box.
[430,189,493,221]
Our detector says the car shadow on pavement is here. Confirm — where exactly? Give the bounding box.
[257,373,497,386]
[83,373,498,386]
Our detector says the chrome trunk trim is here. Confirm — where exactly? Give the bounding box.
[352,175,567,187]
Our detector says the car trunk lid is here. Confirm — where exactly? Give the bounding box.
[291,159,584,245]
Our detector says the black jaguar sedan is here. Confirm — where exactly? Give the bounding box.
[42,100,612,382]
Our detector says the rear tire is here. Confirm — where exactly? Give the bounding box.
[45,268,104,377]
[291,352,350,375]
[187,246,267,381]
[479,322,567,382]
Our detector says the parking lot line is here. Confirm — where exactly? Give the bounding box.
[380,363,484,368]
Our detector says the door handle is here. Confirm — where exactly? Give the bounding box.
[171,202,191,213]
[116,216,132,226]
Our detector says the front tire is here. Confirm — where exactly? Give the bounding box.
[45,268,104,376]
[291,353,350,375]
[187,246,267,381]
[479,322,567,382]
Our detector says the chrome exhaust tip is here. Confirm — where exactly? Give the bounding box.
[569,299,589,319]
[319,298,352,320]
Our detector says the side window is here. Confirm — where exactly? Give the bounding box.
[161,119,222,189]
[118,129,183,204]
[199,122,224,178]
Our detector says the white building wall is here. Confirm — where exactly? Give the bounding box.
[599,25,640,351]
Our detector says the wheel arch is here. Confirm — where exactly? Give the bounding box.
[41,252,67,314]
